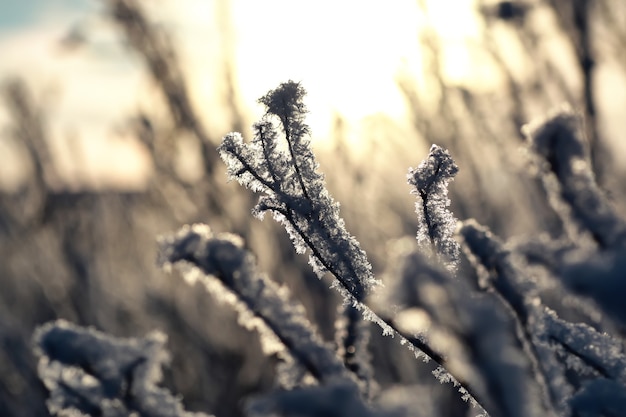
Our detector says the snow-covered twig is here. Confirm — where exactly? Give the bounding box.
[33,319,210,417]
[158,223,356,387]
[524,108,626,249]
[408,144,461,272]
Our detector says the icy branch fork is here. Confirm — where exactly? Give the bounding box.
[217,81,484,407]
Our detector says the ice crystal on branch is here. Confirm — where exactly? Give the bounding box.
[33,320,209,417]
[381,240,536,417]
[158,224,356,387]
[218,82,483,405]
[219,81,384,400]
[219,81,378,300]
[524,108,626,249]
[408,144,460,271]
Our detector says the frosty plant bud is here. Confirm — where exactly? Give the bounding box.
[408,144,461,272]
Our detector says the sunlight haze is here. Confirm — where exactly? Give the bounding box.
[0,0,564,189]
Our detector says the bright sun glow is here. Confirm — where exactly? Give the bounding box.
[178,0,483,139]
[0,0,484,188]
[231,0,422,126]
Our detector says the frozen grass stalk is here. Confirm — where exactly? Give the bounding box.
[219,81,378,300]
[33,320,211,417]
[219,81,378,395]
[218,82,477,404]
[408,144,460,272]
[158,223,356,388]
[524,108,626,249]
[382,242,533,417]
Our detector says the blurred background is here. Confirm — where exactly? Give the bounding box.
[1,0,625,416]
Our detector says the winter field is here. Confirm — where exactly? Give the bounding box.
[1,1,626,416]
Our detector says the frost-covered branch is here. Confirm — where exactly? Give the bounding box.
[524,108,626,249]
[460,220,570,415]
[460,219,626,415]
[382,240,541,417]
[540,309,626,385]
[408,144,461,272]
[158,223,355,387]
[219,82,478,404]
[219,81,379,396]
[33,320,209,417]
[219,81,378,301]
